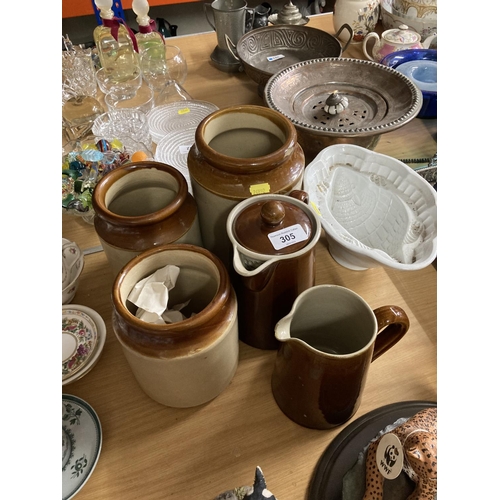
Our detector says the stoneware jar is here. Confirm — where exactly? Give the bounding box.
[112,244,239,408]
[93,161,203,277]
[226,191,321,350]
[187,105,305,270]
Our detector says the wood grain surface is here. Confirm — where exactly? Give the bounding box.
[62,13,437,500]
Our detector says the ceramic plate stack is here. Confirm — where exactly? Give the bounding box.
[62,304,106,385]
[149,101,219,191]
[62,394,102,499]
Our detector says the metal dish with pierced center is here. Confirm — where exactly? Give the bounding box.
[263,57,423,163]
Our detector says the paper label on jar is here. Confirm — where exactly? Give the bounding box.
[375,433,404,480]
[268,224,308,250]
[179,145,191,154]
[267,54,285,62]
[249,183,271,195]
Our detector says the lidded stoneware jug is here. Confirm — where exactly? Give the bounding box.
[112,244,239,407]
[226,191,321,349]
[187,105,305,270]
[93,161,203,277]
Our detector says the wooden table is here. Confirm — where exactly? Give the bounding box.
[62,13,437,499]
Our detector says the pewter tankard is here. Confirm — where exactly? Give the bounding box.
[204,0,253,54]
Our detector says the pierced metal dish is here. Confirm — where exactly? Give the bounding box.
[264,57,423,162]
[229,25,353,95]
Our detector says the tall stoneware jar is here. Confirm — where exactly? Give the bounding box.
[187,105,305,270]
[93,161,203,277]
[112,244,239,408]
[333,0,380,43]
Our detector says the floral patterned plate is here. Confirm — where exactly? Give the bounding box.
[62,305,107,386]
[62,394,102,500]
[62,307,98,380]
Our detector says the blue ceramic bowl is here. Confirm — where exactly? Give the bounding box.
[380,49,437,119]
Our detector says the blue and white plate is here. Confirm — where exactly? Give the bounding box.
[62,395,102,500]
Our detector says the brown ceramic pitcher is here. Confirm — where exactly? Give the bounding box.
[271,285,409,429]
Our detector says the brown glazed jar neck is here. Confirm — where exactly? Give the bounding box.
[93,161,187,227]
[112,245,237,358]
[93,161,198,250]
[193,105,299,174]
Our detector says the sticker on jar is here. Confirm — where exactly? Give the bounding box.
[179,145,191,154]
[177,108,191,115]
[268,224,308,250]
[249,183,271,195]
[267,54,285,62]
[375,433,404,480]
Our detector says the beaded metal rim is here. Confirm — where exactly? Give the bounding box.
[264,57,423,135]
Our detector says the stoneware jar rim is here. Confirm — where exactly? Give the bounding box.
[194,104,298,173]
[93,161,188,226]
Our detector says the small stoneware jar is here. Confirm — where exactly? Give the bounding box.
[226,191,321,350]
[93,161,203,277]
[187,104,305,270]
[112,244,239,408]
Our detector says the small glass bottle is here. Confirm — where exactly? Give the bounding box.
[132,0,165,53]
[93,0,139,72]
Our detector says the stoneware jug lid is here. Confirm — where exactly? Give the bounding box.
[232,195,314,256]
[383,24,420,44]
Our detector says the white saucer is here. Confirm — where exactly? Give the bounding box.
[154,127,196,193]
[62,305,106,386]
[62,394,102,500]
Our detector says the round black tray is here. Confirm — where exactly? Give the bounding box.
[308,400,437,500]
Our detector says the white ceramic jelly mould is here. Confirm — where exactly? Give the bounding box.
[304,144,437,271]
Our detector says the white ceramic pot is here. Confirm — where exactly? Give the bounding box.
[112,244,239,408]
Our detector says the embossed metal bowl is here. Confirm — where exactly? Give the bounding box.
[230,24,353,95]
[303,144,437,271]
[264,57,423,162]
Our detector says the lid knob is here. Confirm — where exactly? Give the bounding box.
[261,201,285,226]
[324,91,349,115]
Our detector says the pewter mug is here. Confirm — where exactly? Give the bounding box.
[204,0,253,53]
[272,285,410,429]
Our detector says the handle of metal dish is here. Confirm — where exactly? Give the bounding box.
[334,23,353,53]
[203,3,217,31]
[225,34,240,61]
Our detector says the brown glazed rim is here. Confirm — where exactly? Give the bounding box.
[193,104,298,173]
[92,161,188,227]
[112,244,232,340]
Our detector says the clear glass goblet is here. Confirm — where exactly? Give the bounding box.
[96,64,143,99]
[140,45,191,105]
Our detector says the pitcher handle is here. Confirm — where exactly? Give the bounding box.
[334,23,353,53]
[362,31,379,61]
[225,34,240,61]
[245,7,255,33]
[203,3,216,31]
[371,305,409,361]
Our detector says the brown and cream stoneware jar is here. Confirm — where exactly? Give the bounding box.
[93,161,203,277]
[187,104,305,269]
[112,244,239,408]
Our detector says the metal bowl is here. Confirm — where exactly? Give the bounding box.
[264,57,423,162]
[230,24,353,95]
